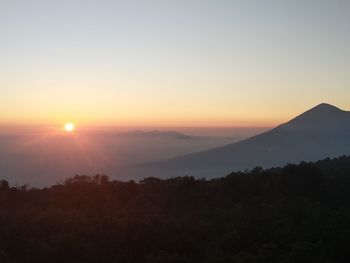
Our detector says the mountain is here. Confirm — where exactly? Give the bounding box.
[0,128,239,186]
[137,103,350,178]
[117,130,193,139]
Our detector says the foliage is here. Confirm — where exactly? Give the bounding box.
[1,156,350,262]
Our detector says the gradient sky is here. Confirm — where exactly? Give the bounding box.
[1,0,349,127]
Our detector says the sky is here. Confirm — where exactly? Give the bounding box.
[0,0,349,127]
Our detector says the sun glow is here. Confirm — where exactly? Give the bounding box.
[64,123,75,132]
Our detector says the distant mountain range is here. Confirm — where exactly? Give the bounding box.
[1,103,349,185]
[117,130,193,139]
[137,103,350,179]
[0,127,237,186]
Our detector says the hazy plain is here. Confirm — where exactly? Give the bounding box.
[0,126,269,186]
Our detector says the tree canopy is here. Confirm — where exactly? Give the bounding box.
[1,156,350,262]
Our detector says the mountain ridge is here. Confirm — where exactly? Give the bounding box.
[137,103,350,179]
[117,130,193,139]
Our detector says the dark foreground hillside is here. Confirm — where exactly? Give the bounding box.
[1,157,350,263]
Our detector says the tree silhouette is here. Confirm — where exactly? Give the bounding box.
[0,157,350,262]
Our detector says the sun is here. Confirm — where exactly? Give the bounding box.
[64,123,75,132]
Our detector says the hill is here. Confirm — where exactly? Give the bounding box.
[117,130,193,139]
[1,156,350,262]
[141,103,350,179]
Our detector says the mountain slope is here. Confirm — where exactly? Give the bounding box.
[140,103,350,178]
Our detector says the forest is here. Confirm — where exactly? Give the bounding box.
[1,156,350,263]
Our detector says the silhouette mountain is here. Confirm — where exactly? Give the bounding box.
[142,103,350,178]
[117,130,193,139]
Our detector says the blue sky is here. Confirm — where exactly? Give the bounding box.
[0,0,349,126]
